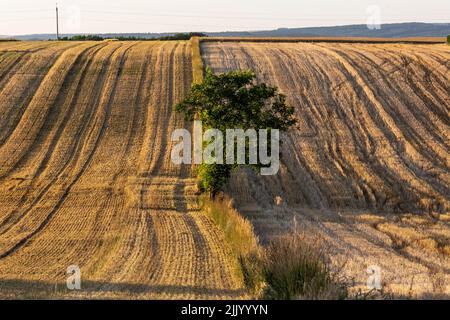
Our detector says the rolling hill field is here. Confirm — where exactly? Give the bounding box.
[0,39,448,299]
[0,41,244,299]
[202,41,450,297]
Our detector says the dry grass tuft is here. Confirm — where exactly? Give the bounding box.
[202,197,349,299]
[202,196,259,257]
[240,233,349,300]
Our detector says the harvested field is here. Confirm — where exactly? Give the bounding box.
[1,39,448,299]
[202,41,450,297]
[0,41,244,299]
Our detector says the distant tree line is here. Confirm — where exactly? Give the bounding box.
[59,35,104,41]
[59,32,207,41]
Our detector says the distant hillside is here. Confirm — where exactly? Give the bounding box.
[210,23,450,38]
[9,22,450,40]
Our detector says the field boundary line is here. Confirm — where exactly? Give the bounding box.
[200,37,446,45]
[190,37,204,84]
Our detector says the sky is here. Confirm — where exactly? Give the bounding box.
[1,0,449,35]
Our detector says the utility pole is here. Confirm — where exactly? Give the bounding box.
[56,3,59,40]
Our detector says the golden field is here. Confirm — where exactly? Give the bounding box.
[202,41,450,297]
[0,39,448,298]
[0,41,244,299]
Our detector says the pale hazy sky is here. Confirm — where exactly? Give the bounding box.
[1,0,449,35]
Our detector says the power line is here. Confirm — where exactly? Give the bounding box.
[1,14,448,26]
[55,9,450,22]
[80,10,369,21]
[0,9,53,14]
[1,7,448,22]
[0,17,55,22]
[60,18,250,29]
[0,5,448,33]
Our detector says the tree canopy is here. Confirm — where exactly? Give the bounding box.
[176,68,296,131]
[175,68,297,197]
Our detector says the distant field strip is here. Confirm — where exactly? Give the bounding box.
[201,37,446,44]
[0,41,244,299]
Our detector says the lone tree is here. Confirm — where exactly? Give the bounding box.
[176,68,297,198]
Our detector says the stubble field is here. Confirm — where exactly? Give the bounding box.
[0,39,448,298]
[0,41,244,299]
[202,41,450,297]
